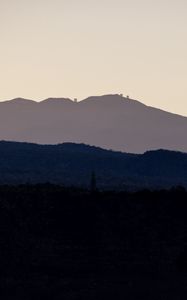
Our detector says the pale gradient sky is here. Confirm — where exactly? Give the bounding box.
[0,0,187,115]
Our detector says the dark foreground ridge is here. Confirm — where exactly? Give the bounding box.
[0,184,187,299]
[0,141,187,190]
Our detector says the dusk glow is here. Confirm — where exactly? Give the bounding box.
[1,0,187,115]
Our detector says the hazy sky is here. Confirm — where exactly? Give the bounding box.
[1,0,187,115]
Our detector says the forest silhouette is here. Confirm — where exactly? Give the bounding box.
[0,184,187,299]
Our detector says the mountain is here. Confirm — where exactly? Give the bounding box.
[0,141,187,189]
[0,94,187,153]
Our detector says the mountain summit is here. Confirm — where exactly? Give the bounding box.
[0,94,187,153]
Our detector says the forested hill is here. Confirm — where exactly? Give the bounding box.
[0,141,187,190]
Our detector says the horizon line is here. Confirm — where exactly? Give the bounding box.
[0,93,186,118]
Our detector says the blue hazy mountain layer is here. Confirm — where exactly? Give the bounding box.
[0,141,187,189]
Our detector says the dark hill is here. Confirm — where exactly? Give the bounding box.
[0,141,187,189]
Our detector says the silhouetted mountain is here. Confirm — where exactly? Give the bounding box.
[1,94,187,153]
[0,141,187,189]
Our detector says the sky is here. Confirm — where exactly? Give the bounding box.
[0,0,187,115]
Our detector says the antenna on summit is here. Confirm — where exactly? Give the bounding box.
[74,98,77,103]
[119,93,130,99]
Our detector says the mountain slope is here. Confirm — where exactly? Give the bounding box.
[0,141,187,189]
[0,94,187,153]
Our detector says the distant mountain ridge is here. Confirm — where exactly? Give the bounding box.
[0,141,187,190]
[0,94,187,153]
